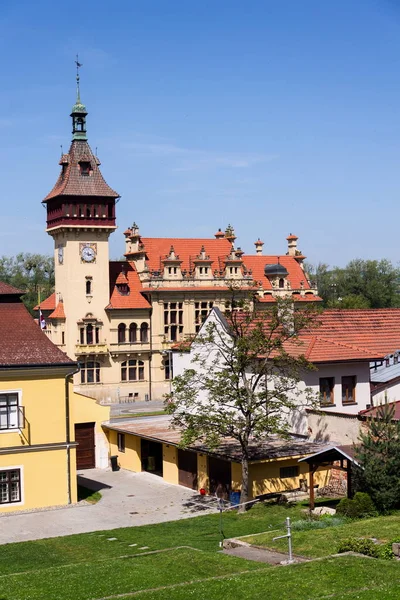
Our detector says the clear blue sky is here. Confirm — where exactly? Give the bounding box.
[1,0,400,267]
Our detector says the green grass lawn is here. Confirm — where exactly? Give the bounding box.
[1,501,400,600]
[245,513,400,558]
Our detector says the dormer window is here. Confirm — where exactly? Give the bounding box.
[279,278,285,289]
[80,161,91,176]
[116,283,130,296]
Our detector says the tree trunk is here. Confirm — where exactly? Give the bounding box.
[238,454,249,513]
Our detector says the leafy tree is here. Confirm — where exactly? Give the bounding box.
[354,404,400,512]
[0,253,54,314]
[306,259,400,308]
[166,297,319,511]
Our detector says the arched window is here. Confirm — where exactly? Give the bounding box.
[80,359,100,384]
[86,280,92,295]
[140,323,149,343]
[86,324,93,345]
[279,278,285,289]
[121,359,144,381]
[118,323,126,344]
[129,323,137,343]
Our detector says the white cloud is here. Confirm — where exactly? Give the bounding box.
[122,140,278,172]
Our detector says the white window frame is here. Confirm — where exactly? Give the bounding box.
[0,389,23,433]
[0,465,24,507]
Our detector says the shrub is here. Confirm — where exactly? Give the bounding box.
[337,537,379,558]
[336,493,377,519]
[337,537,397,560]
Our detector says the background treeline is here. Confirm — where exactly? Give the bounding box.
[0,254,54,314]
[306,259,400,308]
[0,254,399,314]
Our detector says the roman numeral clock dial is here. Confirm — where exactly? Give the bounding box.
[80,243,97,263]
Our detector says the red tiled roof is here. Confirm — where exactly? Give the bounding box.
[48,301,66,320]
[285,309,400,363]
[220,308,400,364]
[242,255,311,290]
[0,282,24,295]
[34,292,56,312]
[43,140,119,201]
[141,237,232,273]
[107,262,151,310]
[0,300,74,367]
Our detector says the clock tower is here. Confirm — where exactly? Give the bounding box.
[42,70,120,369]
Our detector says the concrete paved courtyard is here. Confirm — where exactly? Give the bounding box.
[0,469,217,545]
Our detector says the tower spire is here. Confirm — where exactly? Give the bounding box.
[75,54,82,103]
[71,55,88,141]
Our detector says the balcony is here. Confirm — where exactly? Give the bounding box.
[75,343,109,356]
[109,342,149,358]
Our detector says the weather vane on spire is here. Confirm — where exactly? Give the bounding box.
[75,54,83,102]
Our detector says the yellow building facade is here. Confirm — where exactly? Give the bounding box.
[0,282,109,513]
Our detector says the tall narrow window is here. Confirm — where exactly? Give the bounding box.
[279,278,285,288]
[140,323,149,343]
[86,280,92,295]
[62,331,65,345]
[86,324,93,345]
[80,328,85,344]
[118,323,126,344]
[117,433,125,453]
[319,377,335,405]
[342,376,356,405]
[129,323,137,343]
[95,327,100,344]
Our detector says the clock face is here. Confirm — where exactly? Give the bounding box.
[58,246,64,265]
[81,246,96,262]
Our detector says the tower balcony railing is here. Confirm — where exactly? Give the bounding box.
[75,343,109,356]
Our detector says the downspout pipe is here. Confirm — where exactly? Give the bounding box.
[65,365,80,504]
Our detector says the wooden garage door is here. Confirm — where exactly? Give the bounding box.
[75,422,95,470]
[178,449,198,489]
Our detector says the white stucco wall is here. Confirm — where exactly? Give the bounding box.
[371,380,400,405]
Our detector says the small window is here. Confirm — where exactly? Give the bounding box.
[320,377,335,405]
[0,469,21,504]
[280,466,299,479]
[342,376,356,405]
[0,393,20,430]
[279,278,285,288]
[86,280,92,295]
[117,433,125,453]
[86,324,93,345]
[80,162,91,176]
[62,331,65,345]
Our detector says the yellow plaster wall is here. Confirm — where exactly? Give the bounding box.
[231,462,242,492]
[0,448,77,512]
[0,373,67,448]
[71,390,109,433]
[197,453,209,491]
[162,444,179,485]
[107,429,141,472]
[249,457,330,498]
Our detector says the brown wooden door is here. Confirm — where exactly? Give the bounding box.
[178,449,198,489]
[75,422,95,470]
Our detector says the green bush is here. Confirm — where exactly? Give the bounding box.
[337,537,379,558]
[336,493,377,519]
[338,537,396,560]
